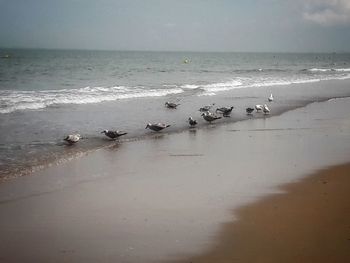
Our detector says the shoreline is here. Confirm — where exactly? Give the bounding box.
[2,77,350,183]
[175,163,350,263]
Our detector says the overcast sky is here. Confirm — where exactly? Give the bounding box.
[0,0,349,52]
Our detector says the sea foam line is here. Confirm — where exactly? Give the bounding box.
[198,73,350,96]
[0,86,183,114]
[1,71,350,113]
[306,68,350,72]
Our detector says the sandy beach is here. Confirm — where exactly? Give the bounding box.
[175,163,350,263]
[1,97,350,263]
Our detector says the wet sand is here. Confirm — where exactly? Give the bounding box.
[175,163,350,263]
[1,97,350,262]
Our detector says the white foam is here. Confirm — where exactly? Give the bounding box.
[292,79,321,84]
[181,84,200,89]
[199,73,350,96]
[202,79,242,92]
[0,103,47,114]
[336,68,350,72]
[198,92,216,96]
[0,86,184,114]
[2,70,350,114]
[308,68,350,72]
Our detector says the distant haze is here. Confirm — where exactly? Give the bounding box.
[0,0,349,52]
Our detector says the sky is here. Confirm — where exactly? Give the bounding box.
[0,0,349,52]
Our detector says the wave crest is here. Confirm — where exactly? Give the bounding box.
[1,68,350,113]
[0,86,183,114]
[305,68,350,72]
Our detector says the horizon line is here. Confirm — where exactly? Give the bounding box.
[0,46,349,54]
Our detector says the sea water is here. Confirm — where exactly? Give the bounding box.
[1,49,350,179]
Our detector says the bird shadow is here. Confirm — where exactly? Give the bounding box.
[152,134,165,140]
[189,128,197,134]
[105,142,122,152]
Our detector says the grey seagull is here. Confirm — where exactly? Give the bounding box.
[145,123,171,132]
[216,106,234,117]
[165,102,180,109]
[201,112,221,123]
[188,117,197,127]
[101,130,127,139]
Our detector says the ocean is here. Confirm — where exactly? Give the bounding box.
[1,49,350,180]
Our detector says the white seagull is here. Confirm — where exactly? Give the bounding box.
[255,104,263,112]
[64,134,81,144]
[263,104,270,114]
[268,93,274,102]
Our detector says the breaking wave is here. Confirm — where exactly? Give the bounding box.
[304,68,350,72]
[1,67,350,113]
[0,86,183,114]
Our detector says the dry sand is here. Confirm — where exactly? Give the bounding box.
[1,98,350,262]
[175,163,350,263]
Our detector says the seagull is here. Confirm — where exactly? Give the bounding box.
[145,123,171,132]
[201,112,221,123]
[199,103,215,112]
[101,130,127,139]
[188,117,197,127]
[216,106,234,117]
[246,107,254,114]
[64,134,81,144]
[255,104,263,112]
[165,101,180,109]
[263,104,270,114]
[268,94,274,102]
